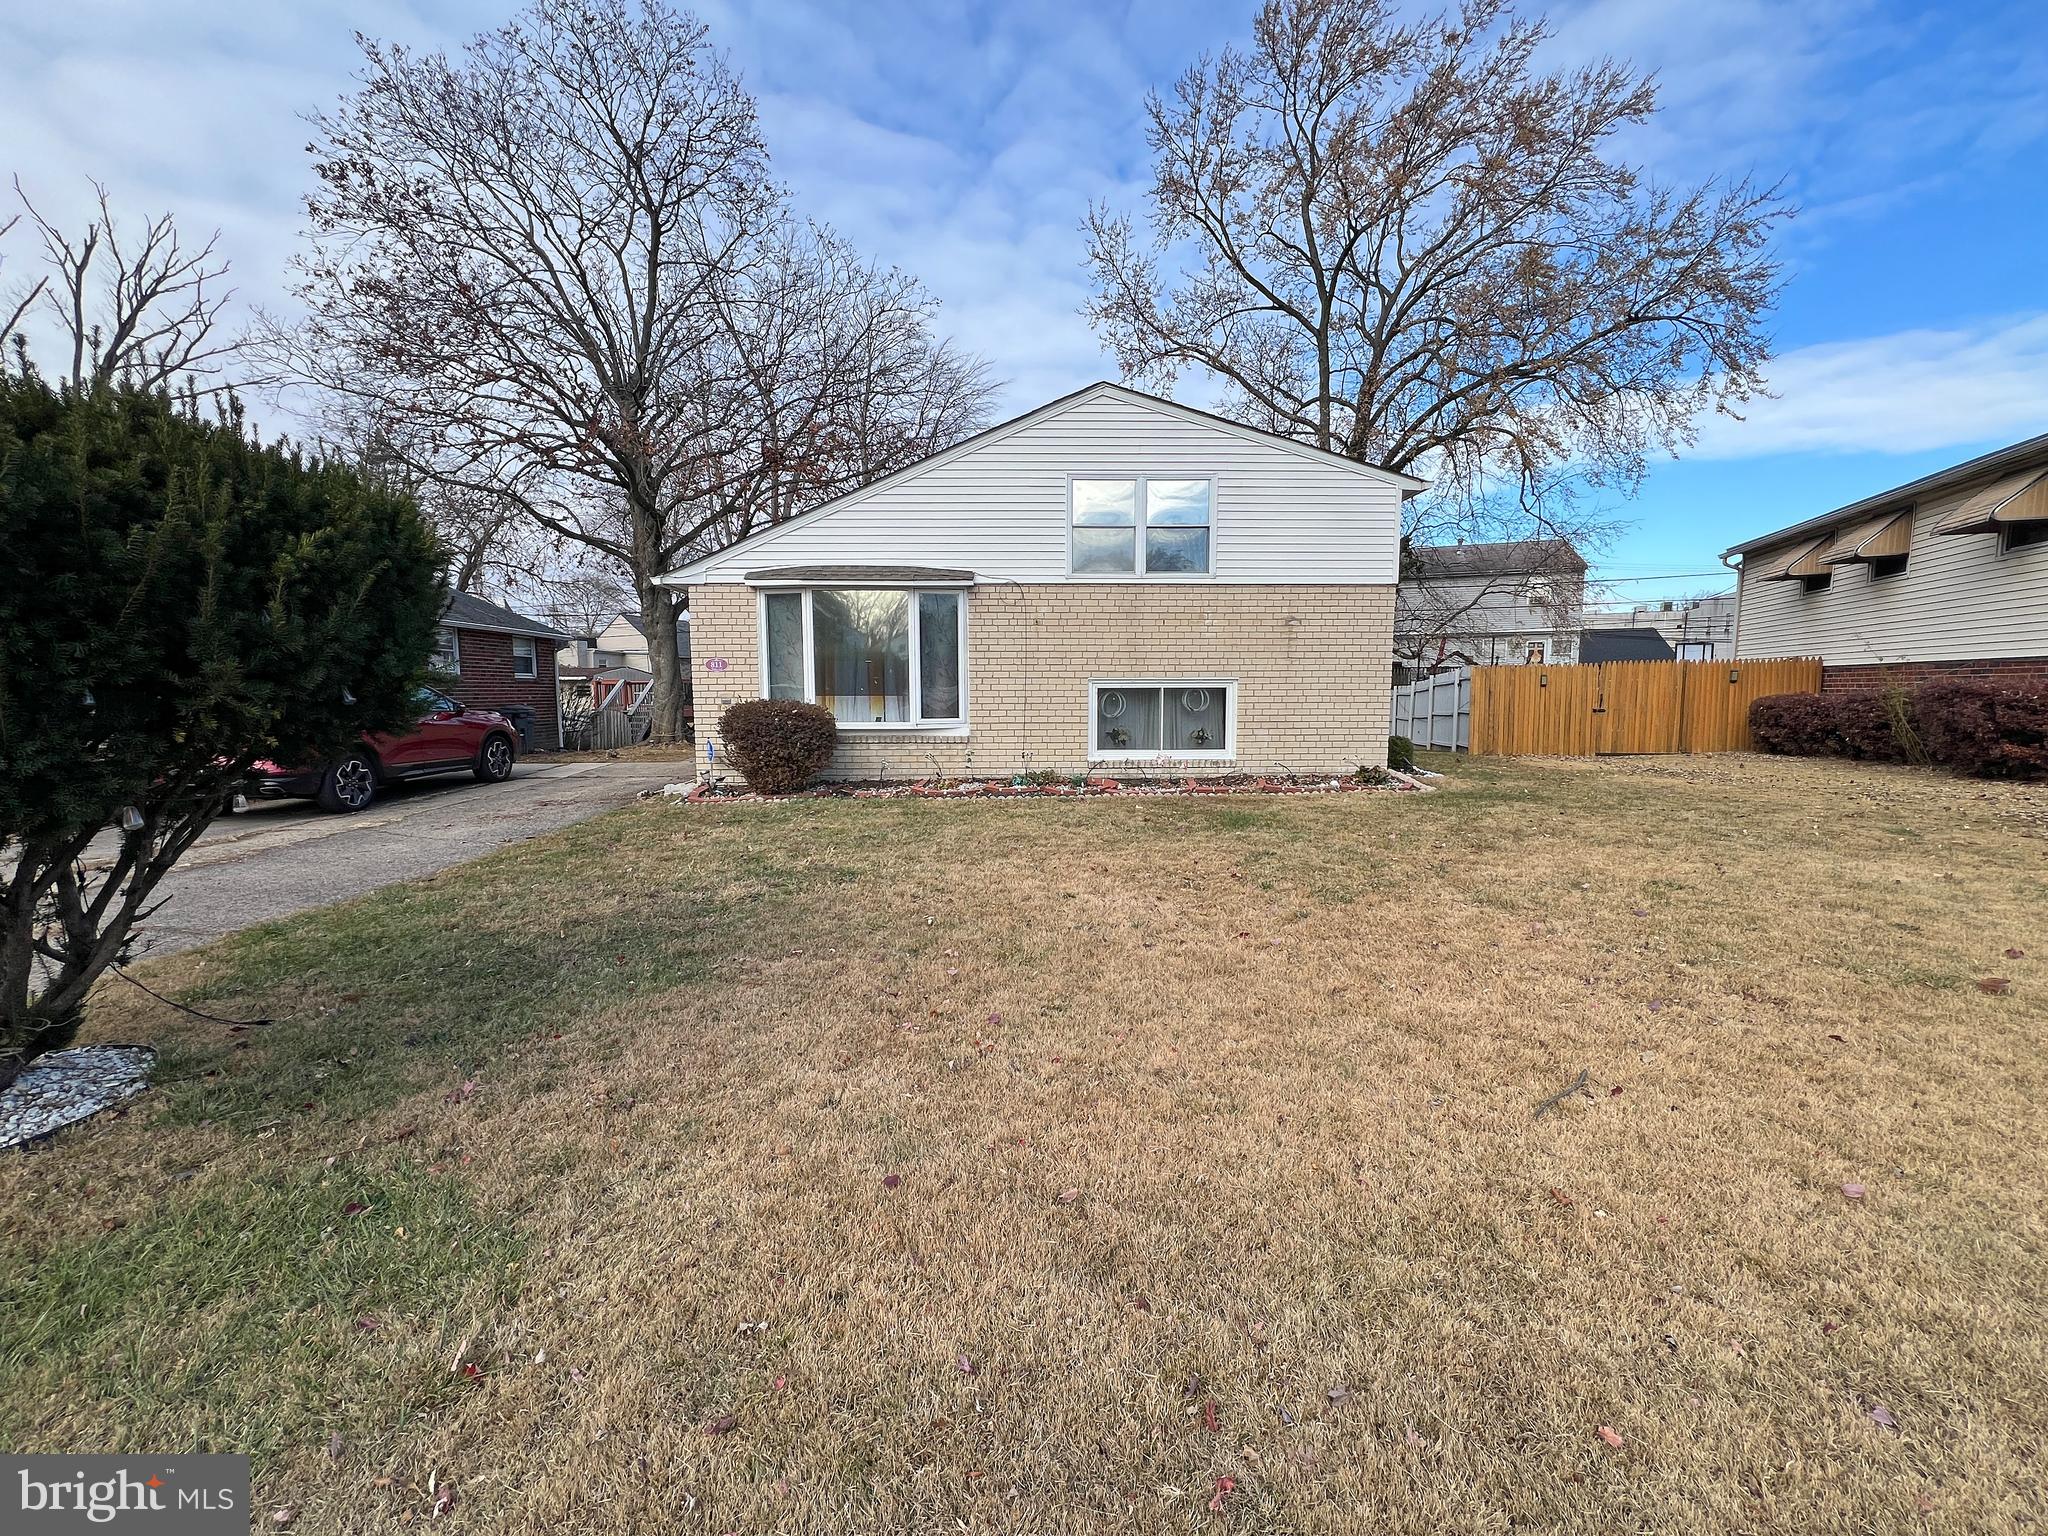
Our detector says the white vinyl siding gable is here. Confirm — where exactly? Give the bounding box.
[1736,484,2048,665]
[668,389,1406,586]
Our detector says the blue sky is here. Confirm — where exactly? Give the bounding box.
[6,0,2047,602]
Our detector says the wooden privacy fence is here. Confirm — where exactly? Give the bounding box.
[1467,656,1822,756]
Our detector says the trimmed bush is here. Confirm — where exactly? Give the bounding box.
[1832,691,1905,762]
[718,699,839,794]
[1749,693,1838,756]
[1387,734,1417,772]
[1913,682,2048,779]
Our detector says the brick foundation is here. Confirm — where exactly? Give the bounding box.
[1820,657,2048,693]
[687,581,1396,780]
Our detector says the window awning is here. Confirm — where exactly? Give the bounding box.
[1747,536,1832,581]
[1821,508,1914,564]
[743,564,975,587]
[1932,467,2048,535]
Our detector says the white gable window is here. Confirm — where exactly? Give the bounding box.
[429,626,461,675]
[511,636,538,679]
[761,589,964,728]
[1091,681,1234,759]
[1069,476,1212,577]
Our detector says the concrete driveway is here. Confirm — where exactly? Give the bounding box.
[110,760,685,958]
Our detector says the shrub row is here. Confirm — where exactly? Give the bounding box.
[1750,682,2047,778]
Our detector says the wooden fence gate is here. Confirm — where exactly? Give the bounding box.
[1466,657,1822,756]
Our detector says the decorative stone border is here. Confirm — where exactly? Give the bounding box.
[660,769,1432,804]
[1,1045,157,1151]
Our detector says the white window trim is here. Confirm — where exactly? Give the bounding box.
[1065,474,1217,581]
[431,626,461,675]
[758,587,969,734]
[1087,679,1237,763]
[511,636,538,679]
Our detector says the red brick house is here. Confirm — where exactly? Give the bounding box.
[431,592,569,750]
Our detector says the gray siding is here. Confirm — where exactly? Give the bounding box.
[673,389,1405,587]
[1736,481,2048,664]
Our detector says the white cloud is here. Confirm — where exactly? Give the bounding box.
[1691,315,2048,458]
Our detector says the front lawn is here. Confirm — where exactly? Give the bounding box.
[3,755,2044,1533]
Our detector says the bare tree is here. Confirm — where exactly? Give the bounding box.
[5,178,238,390]
[273,0,996,742]
[1084,0,1789,577]
[539,566,636,640]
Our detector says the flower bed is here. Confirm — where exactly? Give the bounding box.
[670,769,1427,803]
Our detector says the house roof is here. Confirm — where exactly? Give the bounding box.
[660,380,1429,586]
[1404,538,1588,581]
[1579,627,1677,663]
[442,590,570,642]
[1722,430,2048,559]
[607,611,647,636]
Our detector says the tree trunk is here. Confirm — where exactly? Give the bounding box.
[638,578,688,745]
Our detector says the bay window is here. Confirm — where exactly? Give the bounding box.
[1091,681,1233,758]
[1069,476,1212,576]
[762,588,965,727]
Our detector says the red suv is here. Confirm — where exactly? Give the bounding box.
[251,688,519,812]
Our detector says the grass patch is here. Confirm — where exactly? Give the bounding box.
[3,753,2045,1531]
[0,1160,518,1463]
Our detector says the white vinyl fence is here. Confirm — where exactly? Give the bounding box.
[1391,668,1469,751]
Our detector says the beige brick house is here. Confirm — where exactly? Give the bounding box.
[663,383,1423,780]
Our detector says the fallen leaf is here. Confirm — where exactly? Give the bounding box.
[2005,948,2025,960]
[1916,1493,1937,1513]
[326,1431,345,1462]
[443,1078,479,1104]
[705,1413,739,1436]
[1058,1187,1081,1204]
[432,1484,456,1519]
[1977,977,2012,995]
[1327,1385,1350,1403]
[1842,1182,1867,1200]
[956,1354,976,1375]
[354,1317,379,1333]
[1870,1403,1899,1431]
[881,1174,902,1190]
[1597,1425,1625,1449]
[370,1478,393,1491]
[1609,1086,1624,1097]
[342,1201,368,1217]
[1823,1321,1842,1334]
[1828,1033,1847,1043]
[462,1362,484,1381]
[272,1508,297,1527]
[1207,1475,1235,1512]
[1404,1425,1423,1447]
[1548,1188,1574,1207]
[1202,1399,1220,1433]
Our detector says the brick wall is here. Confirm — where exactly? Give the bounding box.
[451,627,562,750]
[687,582,1396,780]
[1820,656,2048,693]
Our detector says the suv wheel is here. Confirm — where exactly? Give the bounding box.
[318,752,378,813]
[475,733,515,783]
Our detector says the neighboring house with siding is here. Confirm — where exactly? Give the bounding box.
[432,592,569,749]
[1613,593,1736,660]
[660,381,1424,780]
[1395,538,1588,675]
[1724,433,2048,691]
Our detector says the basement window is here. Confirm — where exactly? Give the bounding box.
[1091,682,1234,759]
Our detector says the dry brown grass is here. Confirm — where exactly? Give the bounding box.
[4,754,2045,1533]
